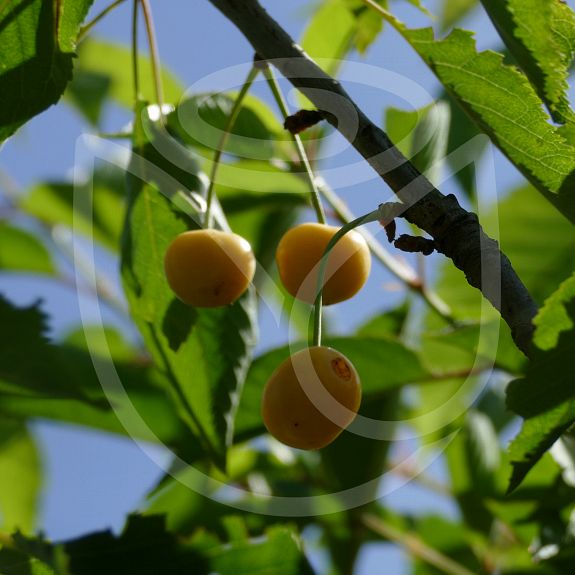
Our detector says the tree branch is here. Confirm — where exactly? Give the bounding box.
[207,0,538,356]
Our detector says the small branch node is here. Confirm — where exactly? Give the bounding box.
[394,234,436,256]
[283,109,325,134]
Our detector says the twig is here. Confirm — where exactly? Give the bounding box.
[362,514,476,575]
[78,0,128,43]
[140,0,164,119]
[207,0,538,356]
[205,66,259,227]
[131,0,140,101]
[262,65,327,224]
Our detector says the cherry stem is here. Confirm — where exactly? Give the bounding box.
[78,0,128,43]
[140,0,164,122]
[262,66,327,225]
[312,208,381,347]
[131,0,140,102]
[204,66,259,228]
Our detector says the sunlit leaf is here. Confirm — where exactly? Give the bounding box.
[20,164,127,252]
[481,0,575,123]
[506,272,575,492]
[0,224,55,275]
[375,12,575,222]
[0,295,101,402]
[66,38,184,122]
[0,0,93,142]
[386,101,450,185]
[168,93,280,161]
[0,420,41,533]
[439,0,479,30]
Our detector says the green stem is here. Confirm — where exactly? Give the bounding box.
[98,131,133,140]
[204,66,260,228]
[312,208,381,346]
[78,0,128,43]
[140,0,164,119]
[262,66,327,225]
[362,514,476,575]
[131,0,140,102]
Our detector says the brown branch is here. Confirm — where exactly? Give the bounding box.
[207,0,538,356]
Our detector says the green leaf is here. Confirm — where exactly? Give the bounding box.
[204,524,314,575]
[356,301,409,338]
[0,224,55,275]
[378,13,575,222]
[300,0,357,78]
[8,515,313,575]
[20,164,127,252]
[443,93,487,199]
[0,547,55,575]
[439,0,479,30]
[297,0,389,105]
[168,93,280,161]
[0,421,41,533]
[506,273,575,492]
[66,38,184,121]
[0,295,100,402]
[121,107,258,468]
[532,271,575,351]
[56,1,95,52]
[481,0,575,124]
[0,324,192,449]
[65,70,111,127]
[386,101,450,185]
[0,0,93,142]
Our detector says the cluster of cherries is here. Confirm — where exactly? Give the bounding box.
[164,222,371,450]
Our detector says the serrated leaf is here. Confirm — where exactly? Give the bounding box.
[506,275,575,492]
[0,323,191,449]
[0,295,101,402]
[66,38,183,122]
[121,107,257,468]
[376,12,575,222]
[0,224,55,275]
[0,421,41,533]
[533,271,575,351]
[0,0,93,142]
[481,0,575,124]
[20,164,126,252]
